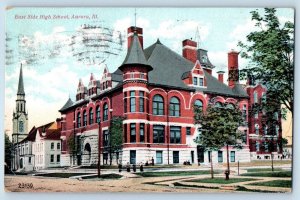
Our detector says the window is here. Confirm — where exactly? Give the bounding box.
[274,112,279,120]
[50,155,54,163]
[230,151,236,162]
[153,95,164,115]
[139,91,144,112]
[96,106,100,123]
[124,92,127,113]
[193,77,198,85]
[130,150,136,164]
[256,141,260,152]
[194,100,203,110]
[130,91,136,112]
[255,111,258,119]
[215,102,222,108]
[199,78,204,86]
[242,104,247,121]
[19,121,24,133]
[89,108,94,125]
[57,155,60,163]
[140,123,145,143]
[264,125,268,135]
[51,142,54,150]
[254,91,258,103]
[83,110,87,126]
[130,73,134,79]
[186,127,191,135]
[275,125,279,136]
[242,130,247,144]
[208,151,211,163]
[57,143,60,150]
[226,103,234,109]
[103,103,108,121]
[130,124,136,143]
[255,124,259,135]
[140,73,144,79]
[218,151,223,163]
[170,126,181,144]
[77,112,81,128]
[29,157,31,164]
[153,125,165,143]
[169,97,180,116]
[173,151,179,164]
[264,142,269,152]
[156,151,163,164]
[103,130,109,146]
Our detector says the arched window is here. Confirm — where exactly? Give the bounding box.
[264,125,268,135]
[96,106,100,123]
[275,125,279,136]
[226,103,234,109]
[254,91,258,103]
[255,124,259,135]
[169,97,180,116]
[103,103,108,121]
[194,100,203,110]
[89,108,94,125]
[153,95,164,115]
[215,102,222,108]
[77,112,81,128]
[83,110,87,126]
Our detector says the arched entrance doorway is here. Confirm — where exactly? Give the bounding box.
[83,143,91,165]
[19,158,23,169]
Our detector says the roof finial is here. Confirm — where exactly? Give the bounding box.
[195,26,201,48]
[134,8,137,29]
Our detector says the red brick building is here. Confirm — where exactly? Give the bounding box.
[58,26,282,166]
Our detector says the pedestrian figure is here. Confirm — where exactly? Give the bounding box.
[126,162,130,172]
[151,157,154,166]
[140,163,144,172]
[118,163,122,172]
[132,164,136,172]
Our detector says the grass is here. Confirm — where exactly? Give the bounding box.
[246,168,284,172]
[173,182,219,189]
[186,177,257,184]
[241,171,291,177]
[228,160,291,167]
[34,173,92,178]
[236,186,279,193]
[248,180,292,188]
[136,170,219,177]
[82,173,123,180]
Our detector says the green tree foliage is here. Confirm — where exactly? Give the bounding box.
[67,134,76,155]
[194,103,245,179]
[5,133,12,169]
[238,8,294,115]
[109,116,125,164]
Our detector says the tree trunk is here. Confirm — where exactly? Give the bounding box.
[226,144,230,180]
[271,153,274,172]
[210,152,214,179]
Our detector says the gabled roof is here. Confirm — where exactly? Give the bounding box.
[119,33,153,71]
[17,64,25,95]
[59,98,74,112]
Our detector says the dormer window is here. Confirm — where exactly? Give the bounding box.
[199,78,204,86]
[193,77,198,85]
[140,73,144,79]
[202,55,208,63]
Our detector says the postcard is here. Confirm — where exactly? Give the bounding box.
[4,7,294,193]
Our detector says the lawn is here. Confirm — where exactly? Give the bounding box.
[136,170,219,177]
[173,182,219,189]
[186,177,257,184]
[246,168,284,172]
[34,173,92,178]
[248,180,292,188]
[241,171,292,177]
[82,173,122,180]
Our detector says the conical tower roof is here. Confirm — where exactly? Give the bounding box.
[17,64,25,95]
[59,97,74,112]
[119,33,153,71]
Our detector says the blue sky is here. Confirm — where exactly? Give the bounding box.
[4,7,294,135]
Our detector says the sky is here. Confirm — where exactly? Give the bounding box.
[4,7,294,136]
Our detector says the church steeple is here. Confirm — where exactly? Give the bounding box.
[12,64,28,143]
[17,64,25,95]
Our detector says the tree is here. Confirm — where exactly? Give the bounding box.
[238,8,294,116]
[67,134,76,165]
[5,133,13,171]
[194,103,244,180]
[109,116,125,165]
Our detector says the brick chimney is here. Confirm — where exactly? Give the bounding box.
[127,26,143,49]
[228,50,239,88]
[217,71,225,83]
[182,39,197,63]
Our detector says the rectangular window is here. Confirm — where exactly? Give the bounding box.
[199,78,204,86]
[51,142,54,150]
[139,91,144,112]
[193,77,198,85]
[186,127,191,135]
[130,150,136,164]
[255,112,258,119]
[230,151,235,162]
[156,151,163,164]
[50,154,54,163]
[130,91,136,112]
[29,157,31,164]
[256,142,260,152]
[124,92,127,113]
[191,151,194,163]
[140,123,145,143]
[153,125,165,143]
[173,151,179,164]
[103,130,109,147]
[218,151,223,163]
[57,143,60,150]
[208,151,211,163]
[170,126,181,144]
[130,124,136,143]
[140,73,144,79]
[57,155,60,163]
